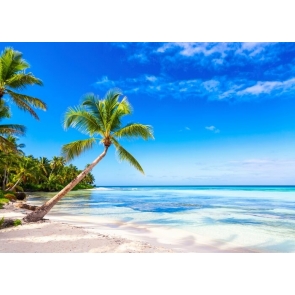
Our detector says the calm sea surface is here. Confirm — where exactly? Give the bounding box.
[28,186,295,252]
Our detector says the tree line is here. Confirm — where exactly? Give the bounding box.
[0,142,95,192]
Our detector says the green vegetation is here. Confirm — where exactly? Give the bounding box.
[0,100,26,151]
[13,219,22,226]
[0,217,22,229]
[0,149,95,192]
[0,197,9,209]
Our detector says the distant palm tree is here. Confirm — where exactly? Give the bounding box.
[49,156,66,177]
[24,89,154,222]
[0,135,25,190]
[38,157,50,176]
[7,156,39,191]
[0,47,47,120]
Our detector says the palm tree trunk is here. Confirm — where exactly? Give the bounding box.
[6,178,21,191]
[2,169,7,191]
[23,147,109,223]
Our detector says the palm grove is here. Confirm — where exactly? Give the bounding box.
[0,47,154,223]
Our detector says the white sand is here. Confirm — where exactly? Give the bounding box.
[0,203,254,253]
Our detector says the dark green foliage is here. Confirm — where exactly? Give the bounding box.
[13,219,21,226]
[0,217,21,229]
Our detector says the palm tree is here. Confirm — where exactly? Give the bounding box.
[49,156,66,177]
[0,47,47,120]
[24,89,154,222]
[7,156,39,191]
[0,135,25,190]
[38,157,50,177]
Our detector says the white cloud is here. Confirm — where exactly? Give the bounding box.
[145,75,158,82]
[129,53,149,63]
[205,126,220,133]
[236,78,295,96]
[235,42,270,57]
[155,42,273,62]
[94,74,295,103]
[94,76,115,90]
[202,80,220,92]
[156,42,232,58]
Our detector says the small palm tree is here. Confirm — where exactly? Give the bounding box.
[7,156,39,191]
[24,89,154,222]
[0,47,47,120]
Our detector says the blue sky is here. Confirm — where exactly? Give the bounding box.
[1,42,295,185]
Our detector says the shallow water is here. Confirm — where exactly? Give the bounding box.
[28,186,295,252]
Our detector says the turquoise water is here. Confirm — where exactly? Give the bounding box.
[28,186,295,252]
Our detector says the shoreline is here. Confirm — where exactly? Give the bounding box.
[0,204,173,253]
[0,202,257,253]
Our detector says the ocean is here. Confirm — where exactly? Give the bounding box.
[28,185,295,252]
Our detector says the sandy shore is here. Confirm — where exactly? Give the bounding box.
[0,204,173,253]
[0,202,255,253]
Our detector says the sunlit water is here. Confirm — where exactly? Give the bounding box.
[28,186,295,252]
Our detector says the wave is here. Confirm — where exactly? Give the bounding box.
[87,187,114,191]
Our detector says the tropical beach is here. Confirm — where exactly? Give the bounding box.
[2,3,295,295]
[1,43,295,254]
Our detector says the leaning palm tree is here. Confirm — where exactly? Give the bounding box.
[0,47,47,120]
[24,89,154,222]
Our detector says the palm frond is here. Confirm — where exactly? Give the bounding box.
[61,138,97,161]
[0,124,26,136]
[6,73,43,89]
[113,123,154,140]
[0,136,18,151]
[107,96,133,132]
[0,47,29,80]
[0,100,10,118]
[112,138,144,174]
[81,94,107,132]
[5,90,40,119]
[63,106,104,136]
[5,90,47,119]
[104,89,122,119]
[6,90,47,110]
[117,96,132,115]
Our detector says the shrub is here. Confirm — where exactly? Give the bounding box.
[13,219,22,226]
[0,217,4,227]
[4,193,17,201]
[0,198,9,209]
